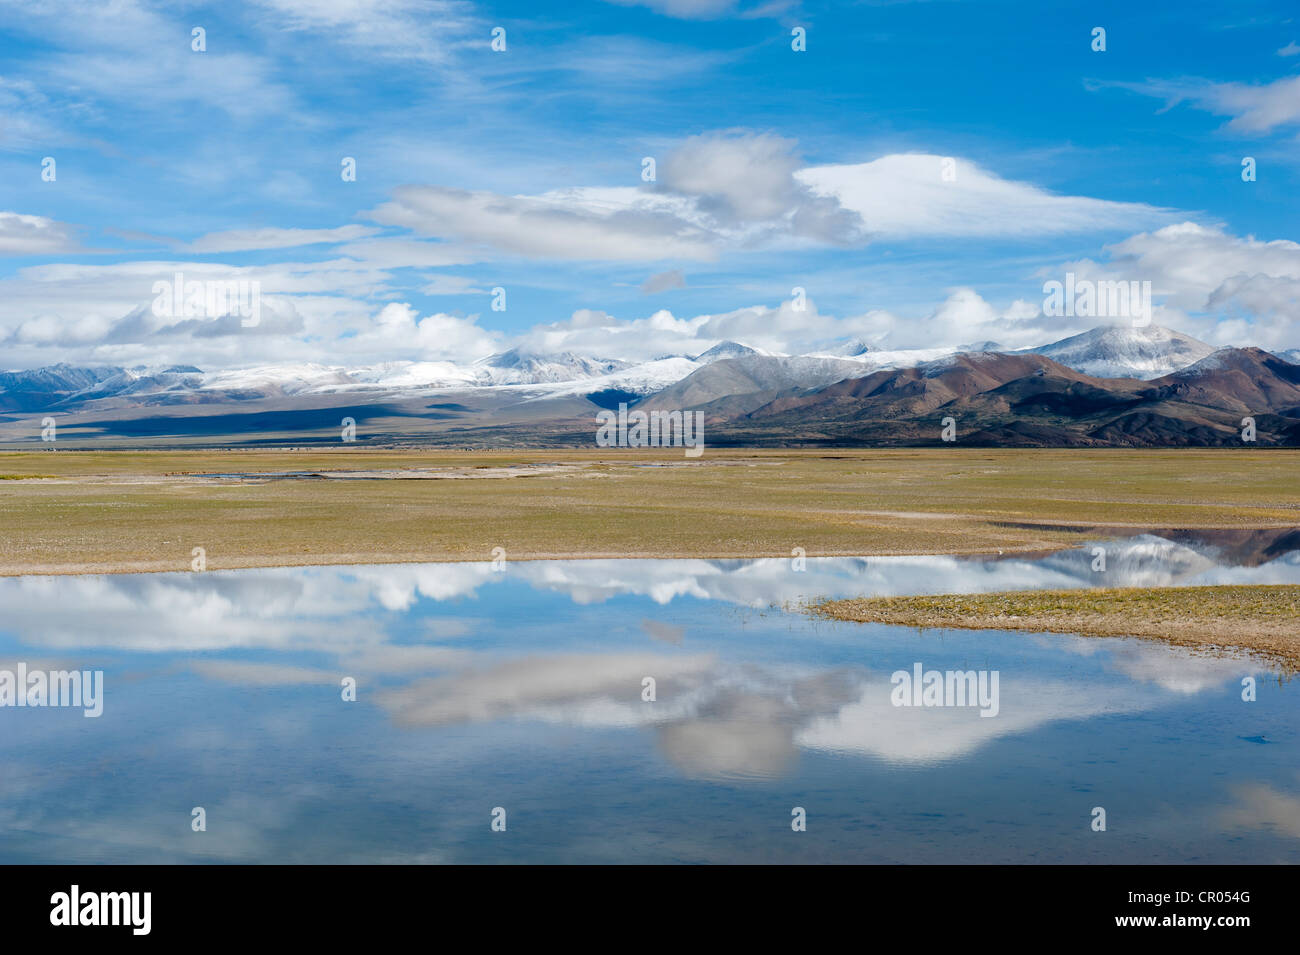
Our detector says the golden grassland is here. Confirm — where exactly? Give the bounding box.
[811,585,1300,671]
[0,447,1296,576]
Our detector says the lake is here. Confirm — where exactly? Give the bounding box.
[1,532,1297,863]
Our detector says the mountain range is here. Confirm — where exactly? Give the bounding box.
[3,324,1299,447]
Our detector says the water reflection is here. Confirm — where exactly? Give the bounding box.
[0,531,1296,863]
[3,533,1298,657]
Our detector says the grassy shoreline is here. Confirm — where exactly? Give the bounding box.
[811,584,1300,671]
[0,447,1296,576]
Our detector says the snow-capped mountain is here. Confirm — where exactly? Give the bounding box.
[804,343,965,370]
[522,356,704,400]
[72,365,206,399]
[0,362,119,394]
[824,338,874,358]
[199,363,370,396]
[2,325,1292,415]
[0,363,204,410]
[471,349,628,385]
[1022,325,1217,379]
[692,341,770,364]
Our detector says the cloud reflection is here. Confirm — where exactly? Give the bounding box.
[0,534,1291,781]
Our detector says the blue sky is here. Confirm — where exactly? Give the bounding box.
[2,0,1299,370]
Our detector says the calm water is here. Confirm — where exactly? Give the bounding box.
[1,532,1297,863]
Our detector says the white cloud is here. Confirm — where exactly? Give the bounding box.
[511,307,707,362]
[664,132,805,221]
[335,237,482,268]
[7,310,115,346]
[604,0,740,18]
[2,0,298,124]
[640,269,687,294]
[511,288,1052,360]
[660,131,863,242]
[796,677,1142,764]
[366,144,1167,263]
[797,154,1174,238]
[0,257,384,368]
[1110,75,1300,134]
[368,184,722,261]
[1221,780,1300,839]
[0,212,82,255]
[1057,222,1300,348]
[252,0,480,63]
[44,48,297,120]
[601,0,791,19]
[7,218,1297,370]
[419,274,487,295]
[187,225,380,253]
[349,301,500,361]
[0,77,58,149]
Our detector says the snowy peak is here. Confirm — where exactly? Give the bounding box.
[199,364,357,396]
[5,325,1295,416]
[0,363,122,395]
[1171,346,1296,379]
[693,341,768,364]
[70,365,205,400]
[473,348,628,384]
[821,338,874,358]
[1026,325,1217,380]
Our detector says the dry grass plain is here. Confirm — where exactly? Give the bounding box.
[0,447,1297,576]
[814,585,1300,671]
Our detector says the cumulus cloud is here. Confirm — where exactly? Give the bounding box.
[0,259,353,365]
[659,131,864,243]
[1207,271,1300,309]
[7,220,1296,370]
[662,133,798,220]
[349,302,500,361]
[0,256,498,369]
[1056,222,1300,348]
[507,287,1051,360]
[7,310,114,347]
[510,306,704,362]
[1,143,1289,370]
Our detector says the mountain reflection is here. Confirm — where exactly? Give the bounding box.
[1,533,1296,863]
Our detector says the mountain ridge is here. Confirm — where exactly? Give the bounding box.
[4,325,1299,447]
